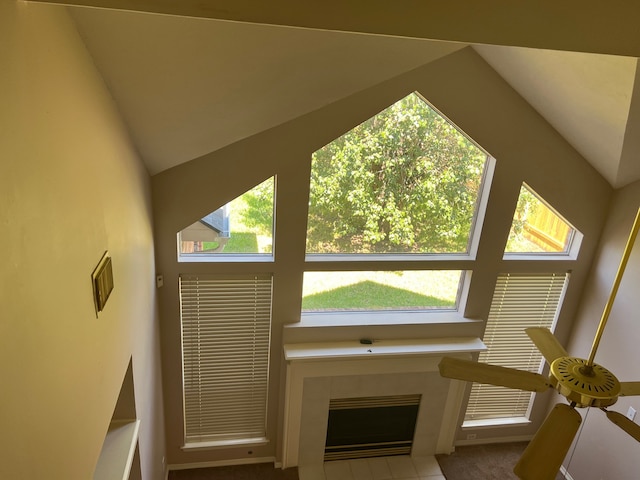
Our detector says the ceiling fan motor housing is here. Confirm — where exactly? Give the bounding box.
[550,357,621,408]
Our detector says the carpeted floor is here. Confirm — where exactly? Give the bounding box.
[436,442,564,480]
[168,443,563,480]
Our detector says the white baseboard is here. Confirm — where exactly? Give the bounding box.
[168,456,277,472]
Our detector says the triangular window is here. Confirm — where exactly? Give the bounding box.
[505,184,578,255]
[305,92,489,255]
[178,177,274,258]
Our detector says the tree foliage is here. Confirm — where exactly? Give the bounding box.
[306,93,487,254]
[239,177,274,237]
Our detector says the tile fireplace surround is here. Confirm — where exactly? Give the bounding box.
[281,338,485,468]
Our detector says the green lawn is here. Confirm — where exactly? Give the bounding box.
[302,270,461,311]
[224,232,259,253]
[303,280,454,310]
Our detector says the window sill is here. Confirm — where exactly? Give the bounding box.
[283,337,486,361]
[293,310,481,328]
[94,419,140,480]
[502,253,577,261]
[462,417,532,429]
[182,437,269,451]
[305,253,475,262]
[177,254,274,263]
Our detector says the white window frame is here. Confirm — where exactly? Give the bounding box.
[300,93,495,318]
[177,177,276,263]
[300,156,494,320]
[503,183,583,261]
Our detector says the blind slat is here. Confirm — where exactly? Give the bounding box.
[465,272,569,422]
[180,273,273,444]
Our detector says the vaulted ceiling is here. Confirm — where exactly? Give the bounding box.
[33,1,640,187]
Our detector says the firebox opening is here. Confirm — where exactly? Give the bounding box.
[324,395,421,461]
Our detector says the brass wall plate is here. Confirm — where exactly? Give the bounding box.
[92,251,114,316]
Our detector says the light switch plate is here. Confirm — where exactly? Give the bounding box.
[626,406,636,421]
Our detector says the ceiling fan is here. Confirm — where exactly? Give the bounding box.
[439,207,640,480]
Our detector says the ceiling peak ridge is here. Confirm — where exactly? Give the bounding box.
[31,0,640,57]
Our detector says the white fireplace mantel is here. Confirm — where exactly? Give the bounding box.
[281,337,485,468]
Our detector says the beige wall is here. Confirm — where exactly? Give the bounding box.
[152,46,612,466]
[562,181,640,478]
[1,2,165,478]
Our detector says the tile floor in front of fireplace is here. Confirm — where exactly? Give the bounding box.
[299,455,446,480]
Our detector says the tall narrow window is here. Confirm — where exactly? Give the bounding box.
[464,272,569,425]
[180,273,272,445]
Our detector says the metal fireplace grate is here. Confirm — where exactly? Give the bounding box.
[324,394,421,461]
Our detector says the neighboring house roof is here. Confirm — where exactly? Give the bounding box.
[199,207,230,237]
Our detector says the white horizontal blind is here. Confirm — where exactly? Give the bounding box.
[180,273,272,444]
[465,272,569,421]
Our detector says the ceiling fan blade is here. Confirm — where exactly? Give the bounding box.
[438,357,550,392]
[605,410,640,442]
[514,403,582,480]
[526,327,569,365]
[620,382,640,396]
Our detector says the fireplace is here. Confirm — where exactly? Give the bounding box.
[324,395,421,461]
[292,371,455,466]
[281,338,485,468]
